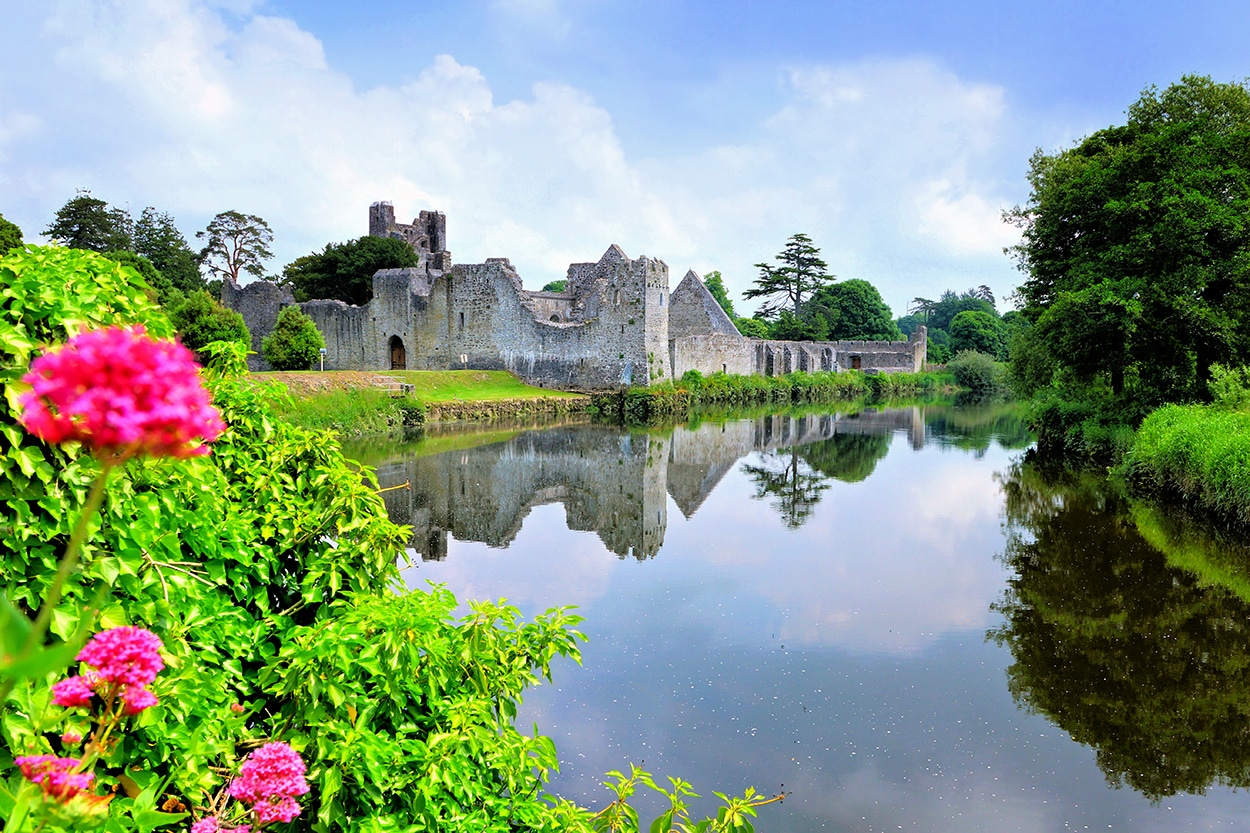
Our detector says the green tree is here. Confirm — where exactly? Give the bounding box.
[1007,75,1250,410]
[198,210,274,285]
[0,213,22,253]
[740,448,830,529]
[895,313,925,337]
[949,309,1008,358]
[735,317,771,339]
[169,289,250,354]
[703,270,738,320]
[810,278,902,340]
[134,206,204,295]
[284,235,419,306]
[744,233,835,319]
[263,305,326,370]
[541,279,568,292]
[102,250,171,301]
[43,192,132,252]
[928,289,996,332]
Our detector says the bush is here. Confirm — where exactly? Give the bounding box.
[948,350,1005,396]
[262,305,325,370]
[169,289,249,354]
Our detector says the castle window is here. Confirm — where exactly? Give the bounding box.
[614,289,621,305]
[459,311,465,331]
[659,293,665,307]
[550,314,561,322]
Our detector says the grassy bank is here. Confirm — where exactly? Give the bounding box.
[1120,404,1250,527]
[592,368,956,423]
[255,370,589,436]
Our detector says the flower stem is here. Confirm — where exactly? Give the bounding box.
[21,462,115,656]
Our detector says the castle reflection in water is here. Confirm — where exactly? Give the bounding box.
[374,407,928,561]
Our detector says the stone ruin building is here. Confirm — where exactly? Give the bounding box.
[222,201,927,387]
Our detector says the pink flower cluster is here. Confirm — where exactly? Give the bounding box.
[19,325,225,460]
[52,626,164,715]
[228,743,310,825]
[16,755,94,800]
[191,818,250,833]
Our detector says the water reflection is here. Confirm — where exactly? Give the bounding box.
[994,459,1250,800]
[373,403,1029,556]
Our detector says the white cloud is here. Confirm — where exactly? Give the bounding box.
[1,1,1022,308]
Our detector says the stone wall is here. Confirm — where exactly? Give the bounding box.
[220,277,295,371]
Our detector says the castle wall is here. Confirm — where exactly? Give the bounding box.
[220,278,295,371]
[670,334,756,378]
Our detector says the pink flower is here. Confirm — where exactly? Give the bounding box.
[228,743,309,819]
[252,796,301,825]
[16,755,94,800]
[18,325,225,460]
[51,674,95,708]
[121,685,159,714]
[77,626,164,687]
[60,729,83,746]
[191,818,221,833]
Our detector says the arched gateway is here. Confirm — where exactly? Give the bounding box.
[389,335,406,370]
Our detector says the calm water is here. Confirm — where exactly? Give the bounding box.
[352,404,1250,832]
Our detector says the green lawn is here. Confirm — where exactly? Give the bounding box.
[378,370,583,402]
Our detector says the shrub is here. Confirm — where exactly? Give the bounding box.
[262,305,325,371]
[948,350,1005,396]
[169,289,249,355]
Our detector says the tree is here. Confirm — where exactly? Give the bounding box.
[744,233,835,319]
[262,305,325,370]
[198,210,274,285]
[284,235,419,306]
[169,289,250,354]
[43,192,132,252]
[0,213,22,253]
[703,270,738,320]
[928,289,996,332]
[1007,75,1250,408]
[541,279,568,292]
[949,309,1008,359]
[810,279,902,340]
[103,250,171,300]
[740,448,830,529]
[134,207,204,295]
[735,317,771,339]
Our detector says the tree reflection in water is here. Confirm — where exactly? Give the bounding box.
[992,459,1250,800]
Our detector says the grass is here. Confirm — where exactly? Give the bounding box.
[253,370,586,436]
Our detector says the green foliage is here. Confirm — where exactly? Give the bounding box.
[0,213,22,254]
[168,290,250,355]
[1207,364,1250,410]
[269,387,425,435]
[1122,404,1250,525]
[133,207,204,297]
[947,350,1005,397]
[895,313,923,337]
[541,279,568,292]
[1,244,772,832]
[103,250,171,302]
[926,327,952,364]
[734,317,771,339]
[1009,75,1250,413]
[949,309,1007,359]
[809,278,902,340]
[702,271,737,320]
[197,210,273,285]
[43,194,133,253]
[261,306,324,371]
[284,235,419,306]
[744,233,835,319]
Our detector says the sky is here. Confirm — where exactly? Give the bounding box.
[3,1,1248,317]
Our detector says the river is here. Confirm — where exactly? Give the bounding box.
[347,402,1250,832]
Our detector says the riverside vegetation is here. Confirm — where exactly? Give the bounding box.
[1005,75,1250,532]
[0,245,780,832]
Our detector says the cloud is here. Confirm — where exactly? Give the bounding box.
[1,1,1022,309]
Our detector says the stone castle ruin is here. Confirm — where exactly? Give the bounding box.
[223,202,926,387]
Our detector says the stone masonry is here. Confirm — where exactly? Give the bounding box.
[223,202,926,384]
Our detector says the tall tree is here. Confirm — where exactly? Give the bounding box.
[810,279,902,340]
[1008,75,1250,406]
[702,270,738,320]
[744,233,835,319]
[169,289,250,355]
[43,192,132,252]
[198,210,274,285]
[0,213,22,253]
[134,207,203,295]
[283,235,419,306]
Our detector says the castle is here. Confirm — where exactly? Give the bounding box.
[222,202,926,388]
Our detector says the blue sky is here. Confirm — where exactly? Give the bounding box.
[3,1,1248,316]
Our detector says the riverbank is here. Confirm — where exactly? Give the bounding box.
[255,370,589,436]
